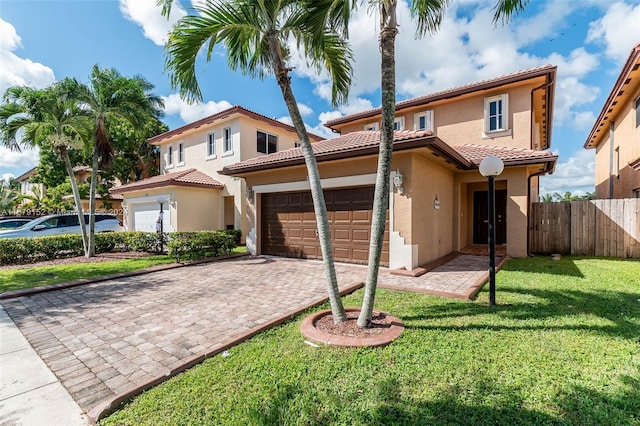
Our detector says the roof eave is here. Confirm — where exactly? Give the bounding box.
[220,136,471,176]
[325,66,557,129]
[584,44,640,149]
[110,181,223,194]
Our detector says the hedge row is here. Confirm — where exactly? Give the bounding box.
[0,230,239,266]
[167,231,236,262]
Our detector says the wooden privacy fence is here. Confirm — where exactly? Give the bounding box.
[530,199,640,258]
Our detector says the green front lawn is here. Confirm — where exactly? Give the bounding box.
[0,255,175,293]
[102,256,640,425]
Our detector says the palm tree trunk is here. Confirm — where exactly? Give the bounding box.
[60,146,89,255]
[87,151,99,257]
[267,35,346,323]
[358,1,398,328]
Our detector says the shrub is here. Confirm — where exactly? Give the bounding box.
[222,229,242,246]
[0,232,163,266]
[167,231,236,262]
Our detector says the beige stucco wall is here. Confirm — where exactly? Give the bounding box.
[593,90,640,199]
[333,82,539,151]
[387,153,455,265]
[174,187,220,231]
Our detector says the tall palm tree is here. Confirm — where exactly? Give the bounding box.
[160,0,354,323]
[357,0,530,327]
[0,84,91,251]
[63,66,164,257]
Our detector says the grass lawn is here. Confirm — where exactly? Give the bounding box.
[0,256,176,293]
[0,246,248,294]
[101,256,639,426]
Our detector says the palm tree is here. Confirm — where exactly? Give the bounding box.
[63,66,164,257]
[357,0,530,327]
[160,0,354,323]
[0,85,91,251]
[0,186,20,215]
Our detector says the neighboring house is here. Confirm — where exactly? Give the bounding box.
[111,105,322,236]
[584,42,640,199]
[15,167,45,205]
[15,166,123,218]
[221,66,558,270]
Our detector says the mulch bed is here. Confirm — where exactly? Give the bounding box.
[0,252,156,271]
[315,310,392,338]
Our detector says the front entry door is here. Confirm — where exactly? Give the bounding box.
[473,190,507,245]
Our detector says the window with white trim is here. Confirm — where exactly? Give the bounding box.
[207,132,216,157]
[484,94,509,134]
[257,130,278,154]
[414,110,434,131]
[177,142,184,164]
[393,116,404,131]
[167,146,174,167]
[223,127,233,153]
[363,122,379,131]
[294,141,301,148]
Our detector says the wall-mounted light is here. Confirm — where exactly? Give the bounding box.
[434,196,440,210]
[393,170,404,195]
[245,186,253,199]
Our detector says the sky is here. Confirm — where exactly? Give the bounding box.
[0,0,639,196]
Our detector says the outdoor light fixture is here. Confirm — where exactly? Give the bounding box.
[156,197,169,254]
[479,156,504,307]
[393,170,404,195]
[245,186,253,199]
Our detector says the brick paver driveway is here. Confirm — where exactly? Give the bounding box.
[1,253,495,419]
[1,256,369,417]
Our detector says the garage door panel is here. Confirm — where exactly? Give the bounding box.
[262,187,388,265]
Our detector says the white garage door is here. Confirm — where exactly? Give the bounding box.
[131,202,171,232]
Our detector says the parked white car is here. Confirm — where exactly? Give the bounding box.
[0,213,124,239]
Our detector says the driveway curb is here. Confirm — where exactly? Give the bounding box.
[87,280,364,423]
[0,252,250,300]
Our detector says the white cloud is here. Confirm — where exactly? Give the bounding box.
[2,173,15,184]
[119,0,186,46]
[0,18,55,95]
[297,103,313,117]
[162,93,233,124]
[586,1,640,63]
[553,76,600,130]
[540,149,595,196]
[0,146,39,169]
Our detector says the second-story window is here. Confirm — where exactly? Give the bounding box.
[178,142,184,164]
[224,127,233,153]
[393,117,404,131]
[364,122,379,131]
[635,97,640,128]
[484,94,509,134]
[207,132,215,157]
[257,130,278,154]
[414,110,434,131]
[168,146,174,167]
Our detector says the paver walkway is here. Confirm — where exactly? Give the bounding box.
[0,254,499,421]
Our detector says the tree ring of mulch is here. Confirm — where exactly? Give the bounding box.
[300,307,404,348]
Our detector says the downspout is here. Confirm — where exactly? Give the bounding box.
[527,74,555,256]
[608,120,615,199]
[527,168,552,257]
[529,76,554,150]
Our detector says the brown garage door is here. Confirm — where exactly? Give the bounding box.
[261,186,389,265]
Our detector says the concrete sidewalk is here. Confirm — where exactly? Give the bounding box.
[0,306,89,426]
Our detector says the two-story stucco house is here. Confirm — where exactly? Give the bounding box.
[111,105,322,237]
[221,66,558,271]
[584,42,640,199]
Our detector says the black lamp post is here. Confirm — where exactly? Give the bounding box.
[157,199,165,253]
[479,156,504,306]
